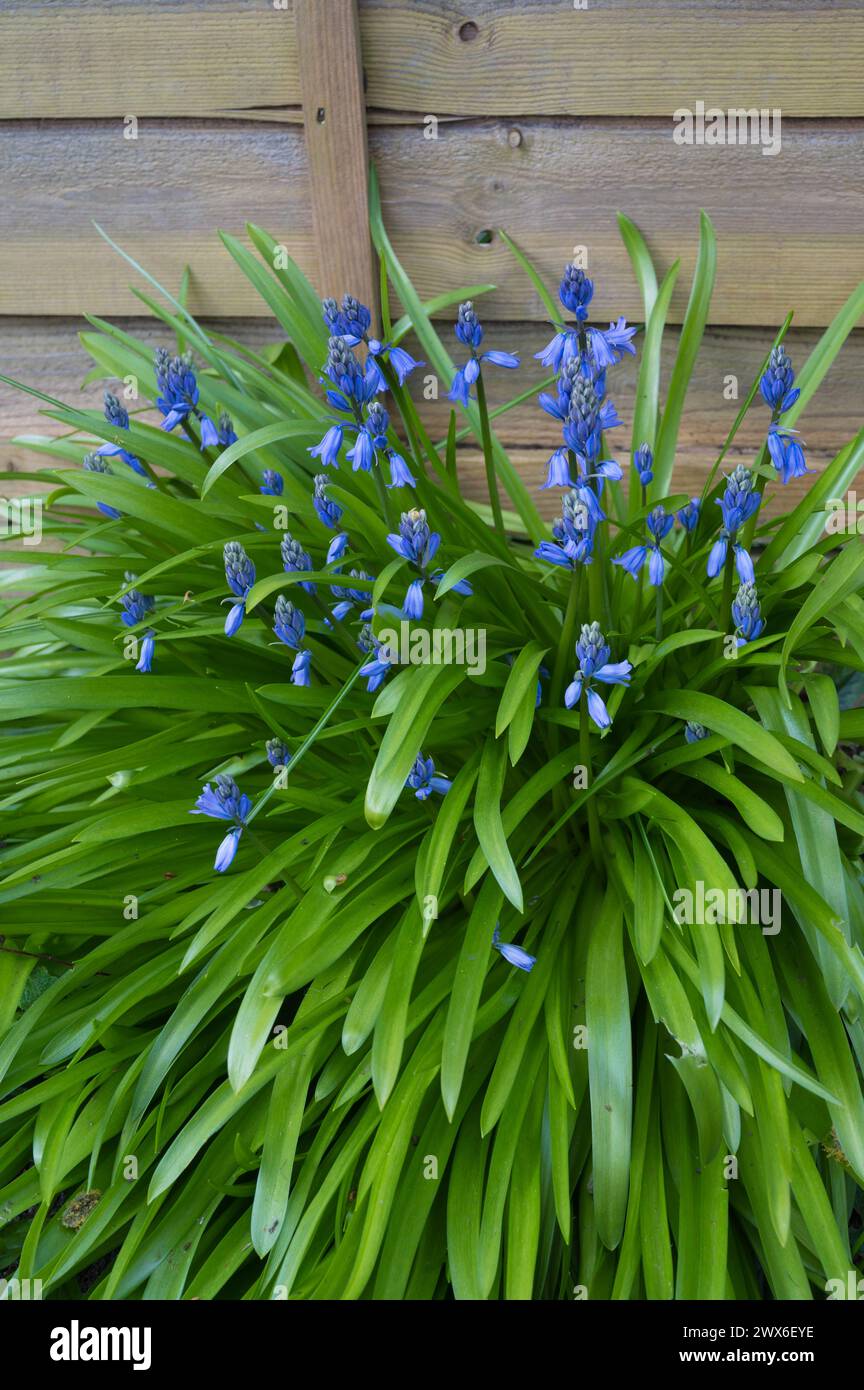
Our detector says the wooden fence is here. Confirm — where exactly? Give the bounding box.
[2,0,863,512]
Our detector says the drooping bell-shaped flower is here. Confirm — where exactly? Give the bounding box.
[223,541,256,636]
[405,754,452,800]
[564,621,633,730]
[492,924,536,973]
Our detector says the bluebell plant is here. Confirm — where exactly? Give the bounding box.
[190,774,252,872]
[96,391,147,476]
[154,348,219,446]
[405,755,452,800]
[82,452,122,519]
[707,464,761,582]
[223,541,256,636]
[323,293,422,387]
[492,925,536,973]
[448,301,519,406]
[615,505,675,587]
[564,622,633,730]
[731,581,765,646]
[10,210,862,1308]
[760,346,810,483]
[281,533,316,594]
[120,577,156,674]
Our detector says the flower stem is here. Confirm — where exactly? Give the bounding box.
[245,659,366,827]
[551,565,581,711]
[655,583,664,643]
[580,688,602,864]
[373,464,393,530]
[475,371,505,538]
[721,541,735,633]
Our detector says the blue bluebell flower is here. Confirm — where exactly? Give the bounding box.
[199,414,220,448]
[95,391,147,476]
[154,349,218,445]
[190,773,252,872]
[564,621,632,730]
[313,474,349,562]
[766,425,811,484]
[684,721,709,744]
[535,263,635,374]
[266,738,291,768]
[320,335,381,410]
[535,487,603,569]
[707,466,761,581]
[358,623,392,692]
[386,508,441,619]
[344,399,416,488]
[260,470,283,496]
[614,505,674,586]
[633,443,654,487]
[492,924,536,973]
[387,450,416,489]
[309,423,344,469]
[281,533,316,594]
[429,569,473,598]
[677,497,701,531]
[223,541,256,636]
[120,578,156,674]
[449,301,519,405]
[563,377,607,469]
[539,361,622,492]
[382,343,423,386]
[217,411,238,447]
[759,347,810,483]
[322,294,423,385]
[82,453,122,520]
[560,264,594,318]
[273,595,311,685]
[759,346,800,414]
[732,582,765,646]
[331,570,374,622]
[406,754,452,800]
[540,448,573,490]
[587,317,638,371]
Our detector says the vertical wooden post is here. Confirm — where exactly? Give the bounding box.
[295,0,378,324]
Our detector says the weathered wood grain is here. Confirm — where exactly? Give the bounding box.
[369,117,864,327]
[2,317,860,516]
[1,117,862,324]
[296,0,377,317]
[0,119,316,316]
[1,1,301,121]
[4,1,863,119]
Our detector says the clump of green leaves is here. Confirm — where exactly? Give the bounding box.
[0,190,863,1301]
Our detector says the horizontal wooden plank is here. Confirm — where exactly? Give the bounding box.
[1,2,301,121]
[359,0,864,119]
[370,117,864,327]
[0,119,316,316]
[2,317,861,518]
[4,2,863,119]
[2,116,860,325]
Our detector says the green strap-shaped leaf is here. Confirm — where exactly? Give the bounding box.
[472,734,523,910]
